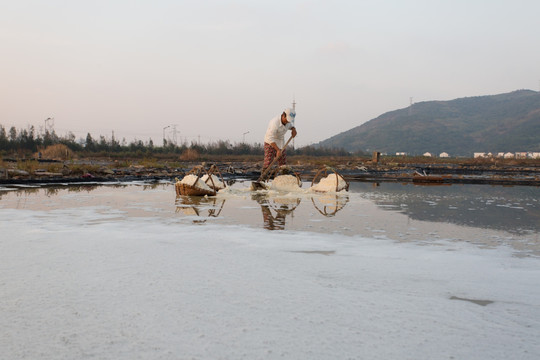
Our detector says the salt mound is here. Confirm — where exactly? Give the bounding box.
[180,174,213,191]
[201,174,226,190]
[311,174,348,192]
[270,175,301,191]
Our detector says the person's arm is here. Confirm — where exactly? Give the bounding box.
[270,142,282,158]
[291,127,297,138]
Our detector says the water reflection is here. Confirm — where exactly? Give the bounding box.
[173,191,350,230]
[175,196,226,224]
[251,193,302,230]
[2,181,538,241]
[311,194,349,217]
[349,182,540,235]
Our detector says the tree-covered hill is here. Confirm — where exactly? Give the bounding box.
[317,90,540,156]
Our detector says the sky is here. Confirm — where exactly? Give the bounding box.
[1,0,539,147]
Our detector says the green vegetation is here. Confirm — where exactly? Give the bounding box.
[0,124,355,161]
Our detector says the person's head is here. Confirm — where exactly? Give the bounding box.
[281,108,296,125]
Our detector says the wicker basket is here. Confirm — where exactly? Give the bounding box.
[202,164,227,191]
[175,165,217,197]
[268,165,302,187]
[311,166,349,192]
[175,182,216,197]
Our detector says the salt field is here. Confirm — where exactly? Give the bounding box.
[1,181,539,359]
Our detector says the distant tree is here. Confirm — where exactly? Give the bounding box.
[0,125,7,150]
[9,127,17,143]
[85,133,96,151]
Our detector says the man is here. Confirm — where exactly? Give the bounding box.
[263,108,298,169]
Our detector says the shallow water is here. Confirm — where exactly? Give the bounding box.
[1,180,539,256]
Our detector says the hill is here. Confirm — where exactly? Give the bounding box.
[317,90,540,156]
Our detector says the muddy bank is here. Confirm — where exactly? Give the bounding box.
[1,160,540,187]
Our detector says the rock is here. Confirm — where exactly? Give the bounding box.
[99,167,115,175]
[61,165,72,176]
[8,169,29,177]
[34,172,63,177]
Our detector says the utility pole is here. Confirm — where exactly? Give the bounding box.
[163,126,170,146]
[292,97,296,149]
[44,117,55,133]
[172,125,178,145]
[243,131,249,143]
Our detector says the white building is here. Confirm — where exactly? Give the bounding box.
[529,152,540,159]
[474,152,487,158]
[439,152,449,158]
[423,152,432,157]
[504,152,514,159]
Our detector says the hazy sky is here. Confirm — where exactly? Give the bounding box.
[1,0,539,147]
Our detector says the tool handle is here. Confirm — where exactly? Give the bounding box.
[258,135,294,181]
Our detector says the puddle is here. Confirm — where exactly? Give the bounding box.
[450,296,495,307]
[1,180,539,256]
[290,250,336,256]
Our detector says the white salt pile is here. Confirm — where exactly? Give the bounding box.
[270,175,301,191]
[180,174,213,191]
[201,174,226,190]
[311,173,348,192]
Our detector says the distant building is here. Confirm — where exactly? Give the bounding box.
[529,152,540,159]
[516,152,527,159]
[439,152,449,158]
[474,152,486,158]
[496,152,505,158]
[504,152,514,159]
[423,152,432,157]
[396,152,407,156]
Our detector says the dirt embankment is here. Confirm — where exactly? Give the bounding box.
[1,157,540,186]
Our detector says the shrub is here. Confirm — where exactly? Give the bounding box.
[39,144,74,160]
[180,148,199,161]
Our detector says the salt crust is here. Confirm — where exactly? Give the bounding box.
[3,206,540,360]
[201,174,226,189]
[180,174,213,191]
[311,174,347,192]
[270,175,301,191]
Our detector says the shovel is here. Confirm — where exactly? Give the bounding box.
[251,135,294,190]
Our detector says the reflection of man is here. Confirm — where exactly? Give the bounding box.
[260,204,287,230]
[263,108,297,170]
[252,194,301,231]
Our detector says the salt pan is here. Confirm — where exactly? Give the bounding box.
[311,173,348,192]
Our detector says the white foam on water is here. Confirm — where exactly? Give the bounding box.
[1,205,539,360]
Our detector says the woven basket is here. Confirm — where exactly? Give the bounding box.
[268,165,302,187]
[175,182,216,197]
[311,166,349,193]
[203,164,227,191]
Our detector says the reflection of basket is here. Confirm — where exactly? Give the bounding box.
[175,165,217,197]
[311,194,349,217]
[175,195,226,220]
